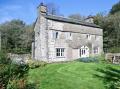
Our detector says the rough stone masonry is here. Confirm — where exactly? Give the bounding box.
[32,3,103,62]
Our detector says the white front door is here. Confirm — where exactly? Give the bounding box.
[80,46,89,58]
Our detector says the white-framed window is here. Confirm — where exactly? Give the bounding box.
[56,48,65,57]
[66,32,72,40]
[53,31,59,39]
[69,32,72,40]
[94,47,99,54]
[55,32,58,39]
[86,34,91,40]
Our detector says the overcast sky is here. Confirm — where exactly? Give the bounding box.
[0,0,119,24]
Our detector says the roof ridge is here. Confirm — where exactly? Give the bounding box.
[43,14,100,28]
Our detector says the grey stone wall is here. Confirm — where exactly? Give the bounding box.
[8,53,31,63]
[47,19,103,58]
[105,53,120,64]
[63,22,103,35]
[34,13,48,61]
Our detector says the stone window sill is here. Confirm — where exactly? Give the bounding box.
[56,56,65,58]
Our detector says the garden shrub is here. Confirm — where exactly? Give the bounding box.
[6,78,39,89]
[114,80,120,89]
[107,80,120,89]
[109,47,120,53]
[27,60,47,69]
[96,54,107,63]
[0,51,11,64]
[24,82,39,89]
[0,63,29,89]
[0,51,30,89]
[77,57,99,63]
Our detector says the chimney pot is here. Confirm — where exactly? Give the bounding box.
[37,2,47,15]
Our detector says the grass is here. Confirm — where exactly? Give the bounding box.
[28,61,120,89]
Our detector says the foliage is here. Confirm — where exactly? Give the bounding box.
[27,60,47,69]
[110,1,120,15]
[0,64,29,89]
[94,12,120,53]
[0,19,34,54]
[114,80,120,89]
[96,54,107,63]
[6,79,39,89]
[0,51,30,89]
[95,66,120,89]
[0,51,11,64]
[46,3,61,16]
[109,47,120,53]
[77,57,99,63]
[68,13,86,21]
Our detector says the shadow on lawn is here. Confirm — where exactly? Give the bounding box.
[25,83,39,89]
[94,66,120,89]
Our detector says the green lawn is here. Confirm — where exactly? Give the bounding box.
[28,61,120,89]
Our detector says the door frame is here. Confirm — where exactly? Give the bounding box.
[80,46,89,58]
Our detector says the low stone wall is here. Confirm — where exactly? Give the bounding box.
[105,53,120,64]
[8,53,31,63]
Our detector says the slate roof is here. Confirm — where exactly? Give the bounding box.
[44,14,100,28]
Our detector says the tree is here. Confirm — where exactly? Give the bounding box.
[110,1,120,14]
[19,24,34,53]
[0,19,34,54]
[0,20,25,51]
[94,12,120,53]
[68,14,86,21]
[46,3,60,15]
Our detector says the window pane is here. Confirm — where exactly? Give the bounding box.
[56,32,58,39]
[56,49,58,53]
[57,53,60,56]
[80,49,81,56]
[82,49,84,55]
[58,49,60,52]
[86,34,91,40]
[57,48,60,52]
[61,48,64,56]
[61,48,64,52]
[70,33,71,36]
[94,47,98,54]
[84,49,85,54]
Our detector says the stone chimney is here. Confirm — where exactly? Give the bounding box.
[37,3,47,15]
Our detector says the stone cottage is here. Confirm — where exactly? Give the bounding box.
[32,3,103,62]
